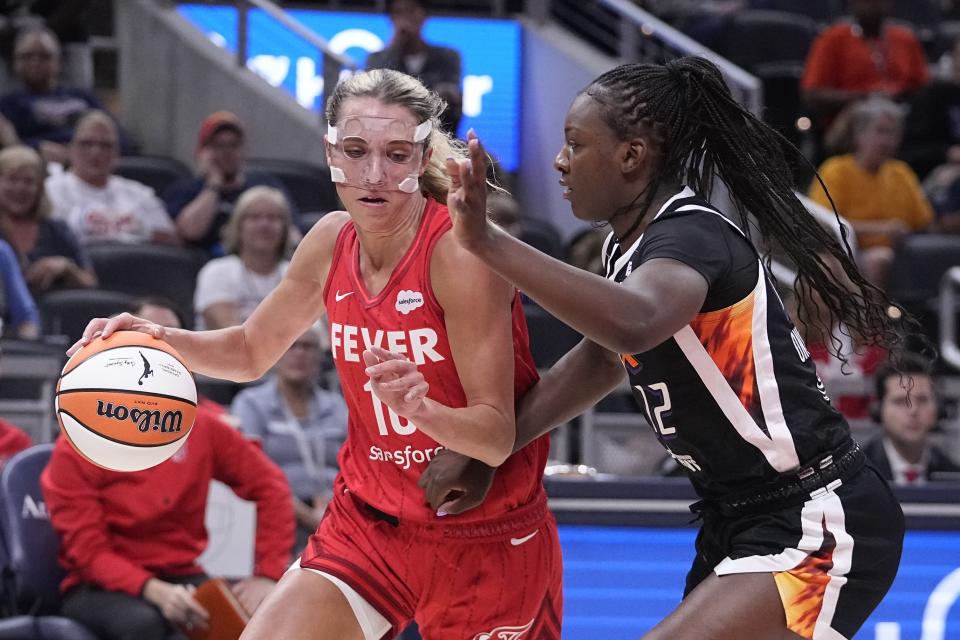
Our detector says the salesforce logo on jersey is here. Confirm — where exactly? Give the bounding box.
[177,4,522,171]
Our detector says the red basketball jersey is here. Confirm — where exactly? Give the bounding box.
[323,198,548,523]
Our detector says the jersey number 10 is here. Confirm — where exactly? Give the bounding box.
[363,380,418,436]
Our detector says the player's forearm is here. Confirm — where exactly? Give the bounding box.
[410,399,514,466]
[161,325,264,382]
[515,339,624,453]
[470,228,657,354]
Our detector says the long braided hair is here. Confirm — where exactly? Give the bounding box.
[585,56,918,365]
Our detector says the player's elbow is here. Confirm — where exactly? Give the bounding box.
[604,317,653,356]
[477,420,514,467]
[235,357,272,383]
[227,327,271,383]
[477,444,511,468]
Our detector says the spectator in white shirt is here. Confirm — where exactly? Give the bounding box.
[45,110,177,246]
[194,185,293,330]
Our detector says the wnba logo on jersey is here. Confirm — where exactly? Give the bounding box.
[472,619,534,640]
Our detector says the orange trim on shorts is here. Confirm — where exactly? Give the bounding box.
[773,543,835,639]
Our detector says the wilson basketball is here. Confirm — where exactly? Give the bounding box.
[56,331,197,472]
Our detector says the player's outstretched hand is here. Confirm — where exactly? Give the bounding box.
[446,129,493,252]
[363,345,429,418]
[418,449,496,516]
[66,312,167,356]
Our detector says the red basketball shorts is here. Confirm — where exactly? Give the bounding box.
[300,482,563,640]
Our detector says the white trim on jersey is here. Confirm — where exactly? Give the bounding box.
[673,268,800,472]
[657,197,802,471]
[675,320,801,472]
[713,492,854,640]
[750,266,801,470]
[603,186,696,280]
[601,231,616,269]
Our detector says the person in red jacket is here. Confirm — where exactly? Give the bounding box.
[801,0,928,146]
[41,376,296,640]
[0,417,31,467]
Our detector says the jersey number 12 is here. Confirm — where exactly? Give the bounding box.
[636,382,676,436]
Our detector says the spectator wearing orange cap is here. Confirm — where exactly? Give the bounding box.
[161,111,296,257]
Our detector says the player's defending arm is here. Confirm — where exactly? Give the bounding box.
[448,133,708,356]
[71,212,348,382]
[419,338,624,514]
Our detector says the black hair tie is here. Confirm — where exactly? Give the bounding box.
[665,59,693,91]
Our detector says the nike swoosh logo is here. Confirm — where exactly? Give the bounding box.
[335,291,354,302]
[510,530,539,546]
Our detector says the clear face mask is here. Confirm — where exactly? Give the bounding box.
[325,115,432,194]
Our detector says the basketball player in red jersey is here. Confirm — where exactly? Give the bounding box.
[407,57,913,640]
[71,68,562,640]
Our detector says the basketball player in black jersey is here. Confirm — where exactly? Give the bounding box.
[416,57,912,639]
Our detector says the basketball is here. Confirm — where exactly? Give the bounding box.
[55,331,198,472]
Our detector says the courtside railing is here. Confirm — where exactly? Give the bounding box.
[527,0,763,116]
[940,267,960,371]
[235,0,359,117]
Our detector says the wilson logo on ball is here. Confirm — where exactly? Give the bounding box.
[56,331,198,472]
[95,401,184,433]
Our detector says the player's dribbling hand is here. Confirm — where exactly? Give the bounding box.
[446,129,494,252]
[363,345,430,417]
[67,312,167,356]
[418,449,496,516]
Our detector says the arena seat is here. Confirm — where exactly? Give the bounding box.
[0,338,67,443]
[297,210,328,234]
[0,615,97,639]
[887,233,960,353]
[888,234,960,310]
[85,242,207,327]
[523,301,582,370]
[517,217,564,259]
[713,10,818,75]
[748,0,841,25]
[891,0,940,31]
[113,155,191,195]
[39,289,136,346]
[0,444,97,639]
[245,158,341,214]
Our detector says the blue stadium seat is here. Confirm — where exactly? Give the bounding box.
[0,444,97,639]
[0,615,97,639]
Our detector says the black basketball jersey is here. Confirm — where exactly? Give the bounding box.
[603,187,850,499]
